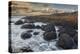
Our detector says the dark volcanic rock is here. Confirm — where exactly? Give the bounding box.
[21,47,33,52]
[58,21,78,30]
[41,23,56,32]
[71,23,78,30]
[57,33,76,49]
[73,33,78,45]
[43,32,57,41]
[15,20,24,25]
[33,32,39,35]
[21,32,32,40]
[27,30,33,33]
[35,25,41,29]
[22,16,35,23]
[64,29,77,37]
[21,24,35,29]
[58,26,77,37]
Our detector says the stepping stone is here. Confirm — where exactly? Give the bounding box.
[21,32,32,40]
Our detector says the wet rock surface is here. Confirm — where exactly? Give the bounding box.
[33,32,39,35]
[58,25,77,37]
[21,32,32,40]
[27,30,33,33]
[41,23,56,32]
[73,33,78,45]
[15,20,24,25]
[35,25,41,29]
[57,33,76,49]
[43,32,57,41]
[21,23,35,29]
[10,16,78,53]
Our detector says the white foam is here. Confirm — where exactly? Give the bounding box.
[33,22,47,26]
[10,16,60,52]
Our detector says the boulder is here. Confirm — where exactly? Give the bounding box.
[21,24,35,29]
[35,25,41,29]
[27,30,33,33]
[21,32,32,40]
[57,33,76,49]
[43,32,57,41]
[33,32,39,35]
[58,26,77,37]
[41,23,56,32]
[15,20,24,25]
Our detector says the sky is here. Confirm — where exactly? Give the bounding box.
[29,2,78,12]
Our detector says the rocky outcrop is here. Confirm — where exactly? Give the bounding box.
[57,33,76,49]
[43,32,57,41]
[41,23,56,32]
[58,22,77,38]
[73,33,78,45]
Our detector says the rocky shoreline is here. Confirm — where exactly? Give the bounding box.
[9,16,78,53]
